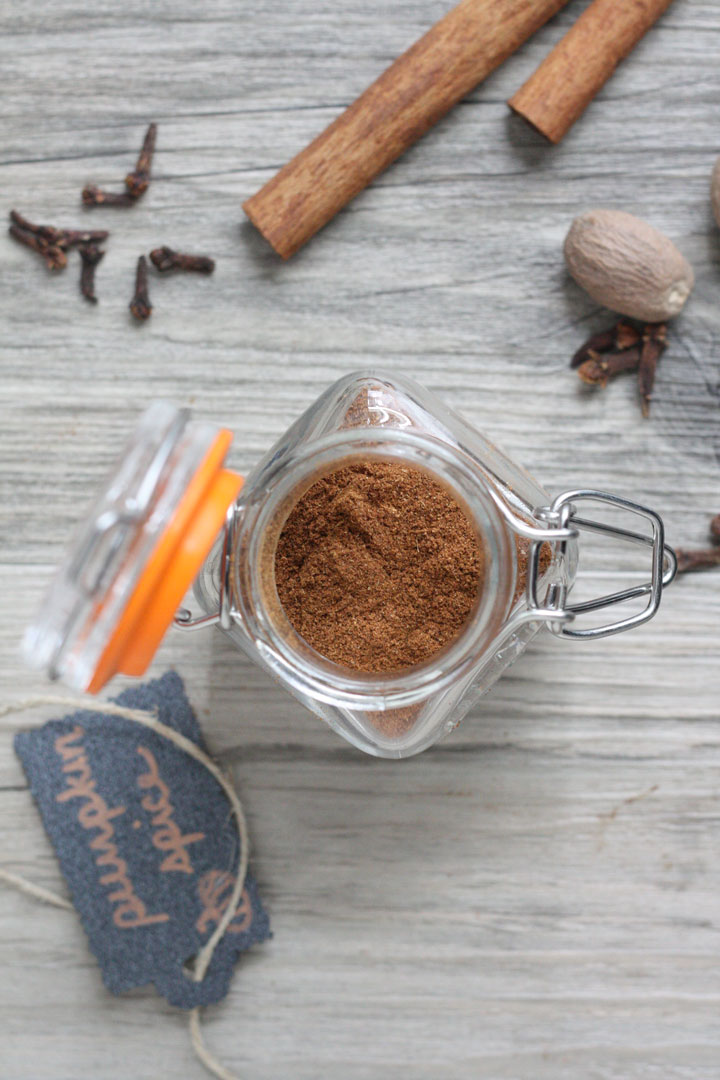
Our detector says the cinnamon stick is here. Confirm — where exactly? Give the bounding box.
[243,0,571,258]
[508,0,677,144]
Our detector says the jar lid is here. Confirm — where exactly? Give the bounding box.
[22,402,243,693]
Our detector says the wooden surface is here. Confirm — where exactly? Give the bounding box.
[1,1,719,1077]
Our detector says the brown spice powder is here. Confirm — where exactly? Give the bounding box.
[274,461,484,672]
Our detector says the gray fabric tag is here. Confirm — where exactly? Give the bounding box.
[14,670,270,1008]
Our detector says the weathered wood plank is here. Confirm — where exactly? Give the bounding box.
[1,0,719,1076]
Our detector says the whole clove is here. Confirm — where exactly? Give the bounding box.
[675,548,720,574]
[571,321,641,368]
[615,322,642,351]
[572,328,616,368]
[82,123,157,208]
[637,323,667,418]
[10,210,108,249]
[571,318,670,417]
[79,244,105,303]
[9,223,67,271]
[674,512,720,575]
[129,255,152,320]
[149,246,215,274]
[82,185,134,208]
[125,123,157,200]
[577,346,641,387]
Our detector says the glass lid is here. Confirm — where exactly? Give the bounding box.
[23,402,241,692]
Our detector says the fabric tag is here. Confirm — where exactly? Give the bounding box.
[14,670,270,1008]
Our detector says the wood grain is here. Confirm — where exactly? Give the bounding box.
[1,1,719,1078]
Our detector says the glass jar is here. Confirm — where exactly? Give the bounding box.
[23,372,676,759]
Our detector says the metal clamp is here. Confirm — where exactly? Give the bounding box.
[174,502,237,632]
[527,489,677,640]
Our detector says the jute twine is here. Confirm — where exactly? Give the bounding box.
[0,696,247,1080]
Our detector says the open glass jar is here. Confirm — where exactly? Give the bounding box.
[24,372,676,758]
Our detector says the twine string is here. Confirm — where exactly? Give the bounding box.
[0,866,74,910]
[0,696,246,1080]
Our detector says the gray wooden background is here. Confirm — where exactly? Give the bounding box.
[1,1,719,1077]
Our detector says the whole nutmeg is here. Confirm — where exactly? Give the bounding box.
[711,158,720,227]
[564,209,694,323]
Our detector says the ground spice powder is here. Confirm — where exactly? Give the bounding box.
[274,461,484,672]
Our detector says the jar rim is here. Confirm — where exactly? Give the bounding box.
[231,428,516,709]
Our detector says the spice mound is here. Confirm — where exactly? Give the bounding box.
[274,461,484,672]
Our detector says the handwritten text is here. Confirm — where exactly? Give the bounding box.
[54,726,169,930]
[137,745,205,874]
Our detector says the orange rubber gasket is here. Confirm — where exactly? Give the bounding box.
[87,430,243,693]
